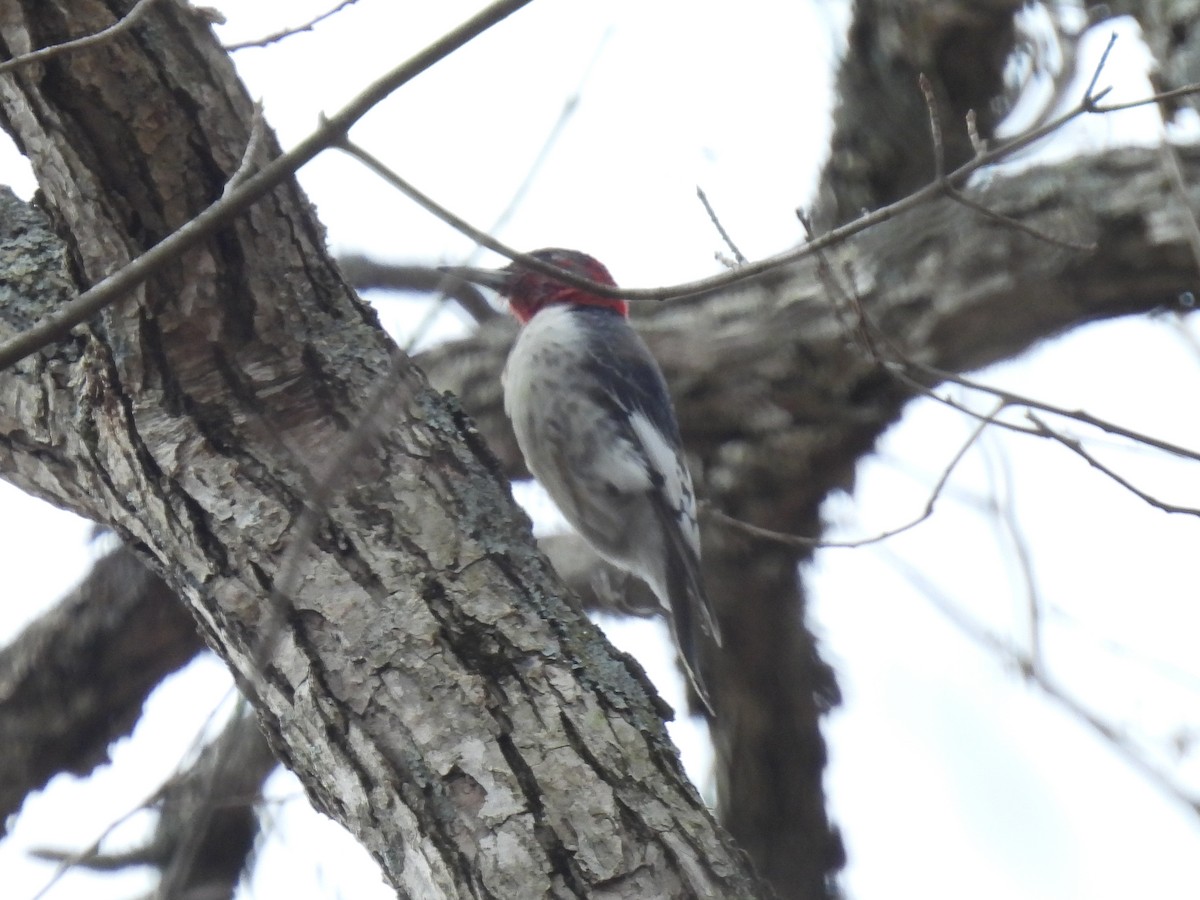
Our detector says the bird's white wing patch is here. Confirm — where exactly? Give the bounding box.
[628,411,700,553]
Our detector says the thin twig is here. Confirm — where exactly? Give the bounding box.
[397,26,609,350]
[336,135,624,307]
[29,687,241,900]
[878,544,1200,820]
[1027,413,1200,517]
[704,401,1001,550]
[884,364,1042,439]
[335,136,521,265]
[983,437,1045,676]
[0,0,536,372]
[696,186,748,265]
[1083,32,1119,110]
[222,102,268,198]
[848,283,1200,514]
[902,362,1200,464]
[797,208,884,362]
[965,109,986,157]
[0,0,162,76]
[389,47,1132,304]
[224,0,362,52]
[428,77,1122,304]
[943,184,1097,251]
[919,73,945,180]
[1094,80,1200,113]
[921,67,1092,251]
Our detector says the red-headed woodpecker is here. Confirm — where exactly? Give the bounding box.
[444,249,721,714]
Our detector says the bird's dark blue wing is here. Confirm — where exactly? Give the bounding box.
[569,307,683,446]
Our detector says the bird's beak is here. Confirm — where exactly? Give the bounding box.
[437,265,513,293]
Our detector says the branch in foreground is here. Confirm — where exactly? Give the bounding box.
[0,0,535,371]
[224,0,362,52]
[6,11,1196,377]
[0,0,162,76]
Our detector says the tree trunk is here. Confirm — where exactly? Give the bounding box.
[0,2,763,897]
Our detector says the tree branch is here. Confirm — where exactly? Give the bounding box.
[0,0,535,371]
[0,547,200,829]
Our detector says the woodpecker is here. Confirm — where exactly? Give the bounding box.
[444,248,721,714]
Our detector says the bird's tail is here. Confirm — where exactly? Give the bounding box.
[661,530,721,717]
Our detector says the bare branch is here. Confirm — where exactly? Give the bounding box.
[221,102,267,198]
[336,256,499,323]
[1027,413,1200,517]
[224,0,363,52]
[704,401,1001,549]
[898,362,1200,464]
[696,186,748,266]
[0,0,163,76]
[945,183,1097,251]
[1082,31,1119,109]
[0,0,536,372]
[919,73,946,180]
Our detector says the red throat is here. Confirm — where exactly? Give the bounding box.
[510,288,628,323]
[504,250,628,323]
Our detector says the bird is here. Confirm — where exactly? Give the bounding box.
[443,248,721,714]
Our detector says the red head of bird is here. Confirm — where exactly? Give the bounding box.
[444,248,629,323]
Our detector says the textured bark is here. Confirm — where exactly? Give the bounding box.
[0,544,200,829]
[0,3,762,899]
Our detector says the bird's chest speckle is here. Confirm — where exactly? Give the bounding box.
[502,308,636,497]
[507,316,605,434]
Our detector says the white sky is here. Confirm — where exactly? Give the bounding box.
[2,2,1199,899]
